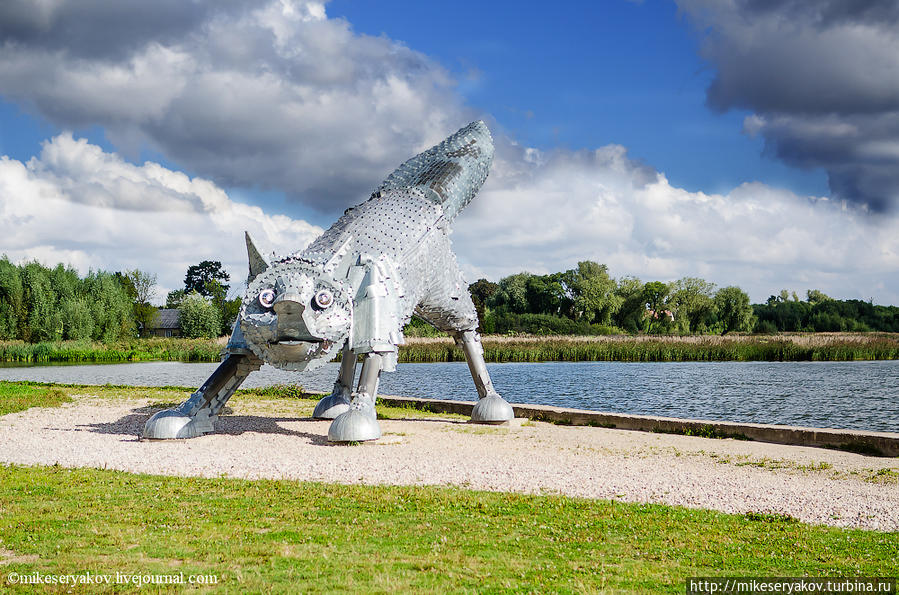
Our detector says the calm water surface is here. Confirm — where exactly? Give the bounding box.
[1,360,896,432]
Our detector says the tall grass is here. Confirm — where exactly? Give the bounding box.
[399,333,899,363]
[0,338,222,364]
[2,333,897,364]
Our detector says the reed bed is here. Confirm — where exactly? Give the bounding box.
[1,333,897,364]
[399,333,899,363]
[0,338,222,363]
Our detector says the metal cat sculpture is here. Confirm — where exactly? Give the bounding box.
[143,121,514,442]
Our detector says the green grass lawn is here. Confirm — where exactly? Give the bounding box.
[0,465,896,594]
[0,381,896,592]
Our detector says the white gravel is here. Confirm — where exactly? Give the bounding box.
[1,393,897,531]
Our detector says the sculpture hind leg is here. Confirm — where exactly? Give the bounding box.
[415,270,514,423]
[313,341,355,419]
[143,353,263,439]
[452,330,514,423]
[327,352,383,442]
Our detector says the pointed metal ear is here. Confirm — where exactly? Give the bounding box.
[245,232,270,283]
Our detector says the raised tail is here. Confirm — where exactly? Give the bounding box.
[374,120,494,222]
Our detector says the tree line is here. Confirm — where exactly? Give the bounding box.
[467,262,899,335]
[2,256,898,343]
[0,257,242,342]
[754,290,899,333]
[0,257,136,342]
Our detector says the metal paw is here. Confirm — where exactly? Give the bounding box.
[327,409,381,442]
[470,394,514,424]
[312,391,351,419]
[142,409,210,439]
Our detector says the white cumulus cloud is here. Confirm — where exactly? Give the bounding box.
[454,141,899,304]
[0,134,322,299]
[0,0,474,212]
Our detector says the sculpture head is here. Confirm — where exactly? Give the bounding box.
[239,242,353,371]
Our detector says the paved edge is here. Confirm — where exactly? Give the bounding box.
[376,395,899,457]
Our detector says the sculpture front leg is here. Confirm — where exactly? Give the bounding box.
[143,353,262,439]
[327,352,384,442]
[313,341,355,419]
[453,330,514,423]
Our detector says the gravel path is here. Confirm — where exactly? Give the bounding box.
[1,393,897,531]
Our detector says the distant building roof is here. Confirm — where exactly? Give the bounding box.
[151,308,181,330]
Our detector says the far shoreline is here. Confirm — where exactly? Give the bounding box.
[1,332,898,364]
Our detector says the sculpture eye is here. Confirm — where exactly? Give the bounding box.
[258,288,276,308]
[314,289,333,309]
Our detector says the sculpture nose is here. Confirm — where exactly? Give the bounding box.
[272,292,313,340]
[272,292,304,317]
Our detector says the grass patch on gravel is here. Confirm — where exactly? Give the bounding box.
[0,381,71,416]
[0,464,895,593]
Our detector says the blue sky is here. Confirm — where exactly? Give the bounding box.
[0,0,897,304]
[331,0,829,197]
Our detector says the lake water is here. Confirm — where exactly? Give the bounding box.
[1,360,897,433]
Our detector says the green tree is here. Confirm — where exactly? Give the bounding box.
[121,269,158,337]
[0,259,136,342]
[669,277,716,333]
[20,262,60,342]
[178,292,223,338]
[60,297,94,340]
[84,271,136,341]
[489,273,532,314]
[641,281,671,333]
[222,297,242,335]
[0,257,23,340]
[48,264,93,340]
[524,274,567,316]
[203,278,241,335]
[184,261,230,298]
[468,279,499,332]
[714,286,754,334]
[166,289,187,309]
[754,299,810,332]
[565,261,620,325]
[806,289,831,305]
[613,276,644,333]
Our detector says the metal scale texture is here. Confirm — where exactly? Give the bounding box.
[143,120,514,443]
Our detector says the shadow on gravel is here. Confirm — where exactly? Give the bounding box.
[79,405,472,447]
[79,407,332,446]
[217,416,330,446]
[78,412,148,437]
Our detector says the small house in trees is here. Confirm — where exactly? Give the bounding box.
[147,308,181,338]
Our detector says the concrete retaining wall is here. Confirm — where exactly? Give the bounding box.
[377,395,899,457]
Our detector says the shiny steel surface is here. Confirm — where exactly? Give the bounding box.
[143,121,513,442]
